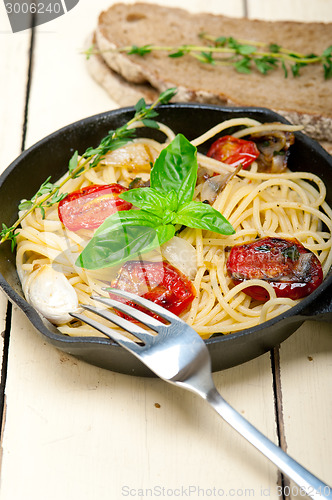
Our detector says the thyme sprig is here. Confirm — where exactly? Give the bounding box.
[0,88,177,248]
[85,34,332,79]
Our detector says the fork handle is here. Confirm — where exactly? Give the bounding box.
[205,387,331,499]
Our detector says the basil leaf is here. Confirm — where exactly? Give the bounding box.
[76,211,174,270]
[150,134,197,207]
[174,201,235,235]
[165,190,178,211]
[155,223,176,245]
[77,226,157,270]
[119,187,167,218]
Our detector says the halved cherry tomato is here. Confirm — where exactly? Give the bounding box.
[207,135,260,169]
[226,237,323,301]
[58,184,132,231]
[110,260,196,320]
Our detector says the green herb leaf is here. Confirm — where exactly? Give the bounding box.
[120,187,168,218]
[323,58,332,79]
[0,223,18,251]
[18,200,33,211]
[85,44,95,60]
[141,118,160,129]
[237,44,257,56]
[120,187,180,225]
[128,44,152,56]
[39,206,46,220]
[282,245,300,261]
[157,87,177,104]
[155,223,176,244]
[93,210,161,237]
[291,61,307,77]
[165,190,178,212]
[68,151,79,174]
[76,210,174,270]
[34,177,54,197]
[227,37,240,50]
[150,134,197,207]
[49,190,67,205]
[234,57,252,74]
[254,56,278,75]
[169,49,186,58]
[281,59,288,78]
[197,51,215,64]
[135,97,146,113]
[322,45,332,57]
[77,225,158,270]
[214,36,227,46]
[173,201,235,235]
[269,43,281,53]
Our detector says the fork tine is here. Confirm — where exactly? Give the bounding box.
[102,288,181,324]
[70,311,143,353]
[82,304,157,344]
[91,294,165,332]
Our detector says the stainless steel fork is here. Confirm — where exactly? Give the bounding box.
[71,289,331,500]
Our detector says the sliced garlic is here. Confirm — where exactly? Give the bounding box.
[101,142,155,173]
[161,236,197,279]
[23,264,79,325]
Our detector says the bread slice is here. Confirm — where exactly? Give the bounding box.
[86,33,159,106]
[92,2,332,142]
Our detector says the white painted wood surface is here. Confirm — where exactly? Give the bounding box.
[0,6,31,389]
[0,1,331,499]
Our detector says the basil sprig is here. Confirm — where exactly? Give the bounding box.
[76,134,234,270]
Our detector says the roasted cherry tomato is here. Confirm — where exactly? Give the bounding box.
[226,237,323,301]
[207,135,260,169]
[110,260,196,320]
[58,183,132,231]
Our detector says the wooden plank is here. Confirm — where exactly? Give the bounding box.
[247,0,332,21]
[0,12,30,171]
[278,322,332,494]
[0,1,281,499]
[0,1,32,445]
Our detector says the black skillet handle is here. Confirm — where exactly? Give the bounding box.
[299,282,332,322]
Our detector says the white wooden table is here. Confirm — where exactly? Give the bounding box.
[0,1,331,499]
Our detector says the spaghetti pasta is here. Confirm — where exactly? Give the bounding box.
[15,118,332,339]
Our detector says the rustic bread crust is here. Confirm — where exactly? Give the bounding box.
[90,3,332,142]
[86,35,159,106]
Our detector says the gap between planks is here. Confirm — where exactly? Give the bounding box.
[271,347,289,499]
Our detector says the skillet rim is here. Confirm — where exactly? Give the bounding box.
[0,102,331,357]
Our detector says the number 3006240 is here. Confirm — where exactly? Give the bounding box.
[5,2,62,14]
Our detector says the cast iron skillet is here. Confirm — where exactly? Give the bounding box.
[0,103,331,376]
